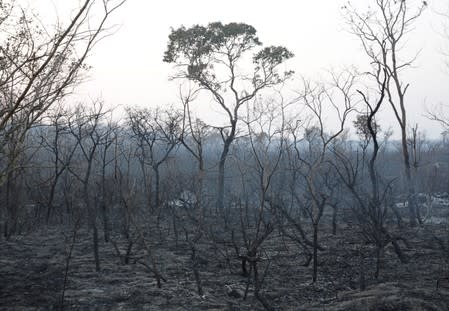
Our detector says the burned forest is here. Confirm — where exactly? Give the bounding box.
[2,0,449,310]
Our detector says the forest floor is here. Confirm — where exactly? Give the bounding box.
[2,209,449,310]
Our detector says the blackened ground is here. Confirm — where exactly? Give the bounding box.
[1,213,449,310]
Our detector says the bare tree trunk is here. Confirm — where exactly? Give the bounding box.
[84,181,101,272]
[254,262,274,311]
[375,246,382,279]
[401,129,418,227]
[312,222,318,283]
[46,182,57,224]
[60,218,80,310]
[196,159,205,215]
[217,138,232,211]
[154,166,160,209]
[190,238,203,296]
[101,165,109,243]
[101,202,109,243]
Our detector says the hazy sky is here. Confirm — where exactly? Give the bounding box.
[30,0,449,139]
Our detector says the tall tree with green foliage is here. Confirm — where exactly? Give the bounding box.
[164,22,294,210]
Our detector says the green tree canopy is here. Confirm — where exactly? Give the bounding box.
[163,22,293,97]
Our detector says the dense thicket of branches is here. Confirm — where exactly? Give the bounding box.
[1,93,448,308]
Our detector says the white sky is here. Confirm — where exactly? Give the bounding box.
[27,0,449,139]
